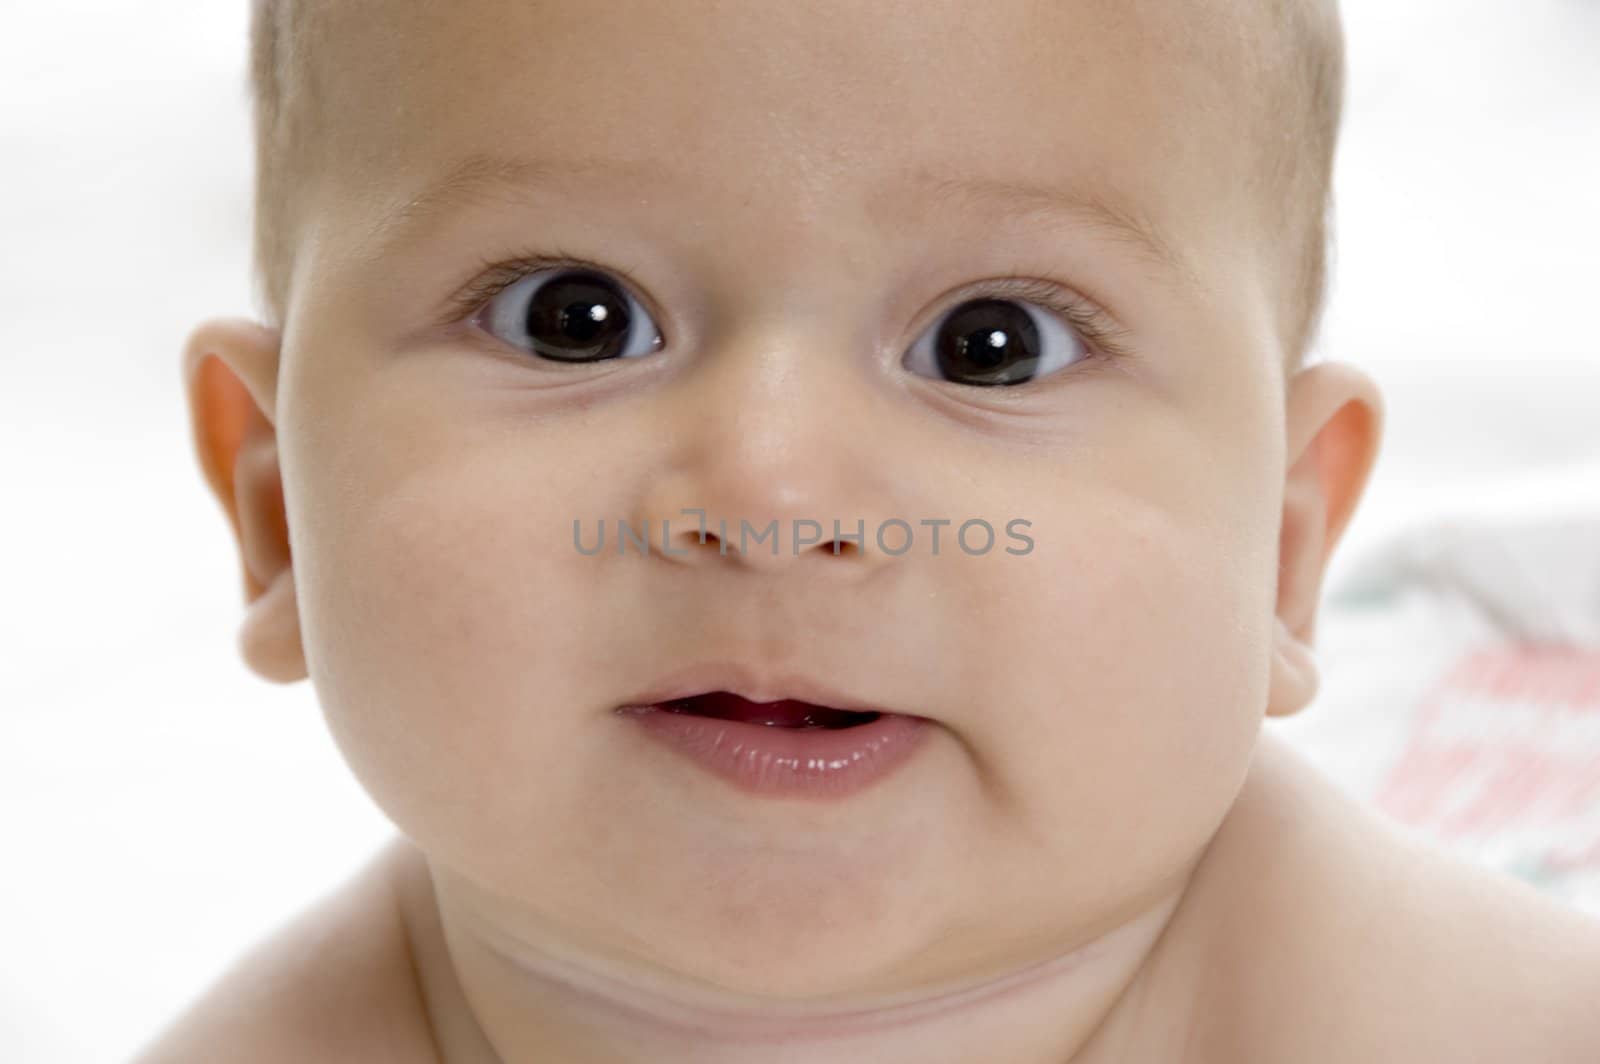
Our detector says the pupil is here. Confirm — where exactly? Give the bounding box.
[524,270,633,362]
[935,298,1040,386]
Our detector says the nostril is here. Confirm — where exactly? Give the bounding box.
[673,528,863,558]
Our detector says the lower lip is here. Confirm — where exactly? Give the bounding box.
[617,706,933,801]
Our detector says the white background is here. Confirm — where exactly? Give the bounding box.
[2,2,1597,1060]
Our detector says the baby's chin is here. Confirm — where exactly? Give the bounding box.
[344,674,1244,1007]
[412,762,976,999]
[404,777,1202,1017]
[424,840,1176,1043]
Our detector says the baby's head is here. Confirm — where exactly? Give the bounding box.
[186,0,1381,1005]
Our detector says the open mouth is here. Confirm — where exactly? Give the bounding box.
[656,691,884,730]
[619,676,933,798]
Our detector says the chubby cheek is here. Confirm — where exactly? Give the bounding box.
[963,471,1276,901]
[293,419,625,873]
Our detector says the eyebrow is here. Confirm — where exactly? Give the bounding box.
[906,170,1201,290]
[355,151,1201,290]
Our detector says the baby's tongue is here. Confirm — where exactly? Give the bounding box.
[659,692,878,729]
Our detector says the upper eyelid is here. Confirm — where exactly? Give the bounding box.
[447,250,655,327]
[941,274,1135,360]
[452,253,1136,361]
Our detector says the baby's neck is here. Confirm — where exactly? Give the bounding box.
[387,857,1222,1062]
[387,736,1324,1056]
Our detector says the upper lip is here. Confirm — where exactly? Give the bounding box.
[618,659,906,717]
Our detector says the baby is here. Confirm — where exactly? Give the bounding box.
[138,0,1600,1061]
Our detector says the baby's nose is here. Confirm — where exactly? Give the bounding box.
[627,329,908,573]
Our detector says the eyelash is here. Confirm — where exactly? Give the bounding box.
[445,248,1137,362]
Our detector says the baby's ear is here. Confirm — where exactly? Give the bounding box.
[1267,360,1385,718]
[181,318,306,684]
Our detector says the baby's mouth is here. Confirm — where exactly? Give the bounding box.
[656,691,883,730]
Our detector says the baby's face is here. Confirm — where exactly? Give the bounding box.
[276,0,1302,997]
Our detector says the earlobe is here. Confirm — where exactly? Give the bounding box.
[1266,615,1321,718]
[181,317,308,684]
[1267,360,1385,718]
[238,567,308,685]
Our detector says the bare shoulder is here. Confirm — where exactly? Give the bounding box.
[1210,730,1600,1063]
[130,834,439,1064]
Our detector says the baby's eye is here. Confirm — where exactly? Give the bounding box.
[902,291,1089,388]
[475,266,665,363]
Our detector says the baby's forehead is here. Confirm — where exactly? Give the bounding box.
[310,5,1265,221]
[333,2,1253,149]
[262,0,1335,352]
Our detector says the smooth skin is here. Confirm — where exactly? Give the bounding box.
[140,1,1600,1060]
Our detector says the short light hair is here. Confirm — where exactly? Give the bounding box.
[248,0,1344,373]
[1247,0,1347,373]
